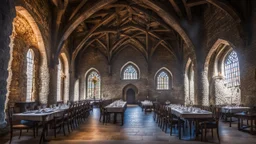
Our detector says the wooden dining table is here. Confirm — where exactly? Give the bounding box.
[105,101,127,125]
[141,101,153,113]
[13,107,68,144]
[235,112,256,134]
[169,107,213,140]
[221,107,250,127]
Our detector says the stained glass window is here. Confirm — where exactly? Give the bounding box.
[123,65,138,80]
[87,71,101,99]
[157,71,169,90]
[57,58,63,101]
[224,51,240,87]
[26,49,34,102]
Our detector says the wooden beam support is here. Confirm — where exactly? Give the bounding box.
[187,0,208,7]
[182,0,192,21]
[169,0,183,17]
[69,0,88,20]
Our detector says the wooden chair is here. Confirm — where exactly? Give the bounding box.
[99,105,110,124]
[51,109,68,138]
[7,107,36,144]
[167,107,185,135]
[200,107,220,142]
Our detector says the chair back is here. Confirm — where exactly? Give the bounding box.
[212,107,221,120]
[7,107,14,130]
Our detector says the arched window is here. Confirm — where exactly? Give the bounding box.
[122,65,138,80]
[156,71,170,90]
[26,49,34,101]
[57,58,64,101]
[224,51,240,87]
[86,70,101,99]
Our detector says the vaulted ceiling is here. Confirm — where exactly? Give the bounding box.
[50,0,242,65]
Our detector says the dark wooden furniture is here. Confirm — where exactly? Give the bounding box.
[200,107,221,142]
[14,102,37,113]
[7,107,36,144]
[235,112,256,134]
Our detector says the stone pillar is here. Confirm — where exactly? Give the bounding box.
[69,61,75,101]
[0,0,15,130]
[195,61,209,106]
[48,66,58,105]
[79,76,84,100]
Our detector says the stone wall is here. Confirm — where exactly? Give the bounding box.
[11,0,52,104]
[0,0,15,130]
[200,5,244,105]
[8,13,40,104]
[210,77,240,105]
[77,46,184,103]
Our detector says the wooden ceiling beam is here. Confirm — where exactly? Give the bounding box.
[182,0,192,21]
[169,0,183,17]
[73,12,116,58]
[187,0,208,7]
[69,0,88,20]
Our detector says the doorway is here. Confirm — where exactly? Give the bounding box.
[126,88,135,104]
[123,84,138,104]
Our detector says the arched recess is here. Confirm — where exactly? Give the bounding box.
[184,58,195,105]
[154,67,173,90]
[74,79,79,101]
[84,68,101,99]
[120,61,140,80]
[122,84,138,103]
[59,53,70,102]
[7,6,49,105]
[204,39,241,105]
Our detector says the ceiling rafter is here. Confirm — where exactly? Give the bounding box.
[169,0,183,17]
[73,12,116,58]
[69,0,88,20]
[182,0,192,21]
[187,0,208,7]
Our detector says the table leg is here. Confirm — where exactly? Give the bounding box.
[114,113,117,124]
[121,112,124,126]
[39,117,48,144]
[237,117,240,130]
[250,118,253,134]
[178,117,181,140]
[189,120,192,138]
[230,113,232,127]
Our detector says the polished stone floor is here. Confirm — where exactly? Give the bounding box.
[1,105,256,144]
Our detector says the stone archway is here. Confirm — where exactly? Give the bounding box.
[8,6,50,105]
[122,84,138,104]
[203,39,241,105]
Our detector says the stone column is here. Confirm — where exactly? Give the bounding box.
[79,76,84,100]
[48,66,58,105]
[0,0,15,130]
[69,61,75,101]
[195,61,209,106]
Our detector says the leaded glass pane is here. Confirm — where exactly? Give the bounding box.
[26,49,34,102]
[87,71,101,99]
[123,65,138,80]
[157,71,169,90]
[224,51,240,87]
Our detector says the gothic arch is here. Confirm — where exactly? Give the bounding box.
[84,68,101,99]
[122,84,138,102]
[59,53,70,102]
[120,61,140,80]
[7,6,49,104]
[184,58,195,105]
[154,67,173,89]
[203,39,241,105]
